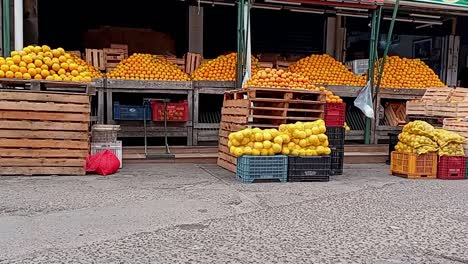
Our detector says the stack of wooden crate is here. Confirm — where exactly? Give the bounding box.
[0,87,91,176]
[104,48,126,72]
[407,88,468,118]
[217,87,326,172]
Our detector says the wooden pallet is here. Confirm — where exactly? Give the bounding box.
[110,44,129,58]
[432,101,468,118]
[443,118,468,137]
[85,49,105,71]
[184,52,202,74]
[0,78,96,95]
[0,90,90,176]
[384,102,406,126]
[166,57,185,71]
[448,87,468,102]
[217,87,325,173]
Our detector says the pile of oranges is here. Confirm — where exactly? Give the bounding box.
[244,68,316,89]
[107,53,190,81]
[288,54,366,86]
[244,68,343,103]
[375,56,445,89]
[191,52,259,81]
[0,45,100,82]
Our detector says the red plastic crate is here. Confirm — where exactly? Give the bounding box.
[325,103,346,127]
[150,100,189,122]
[437,156,466,180]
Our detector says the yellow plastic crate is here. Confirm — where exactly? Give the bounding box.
[390,151,437,179]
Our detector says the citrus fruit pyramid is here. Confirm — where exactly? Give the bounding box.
[106,53,190,81]
[0,45,101,82]
[288,54,366,86]
[375,56,445,89]
[244,68,343,103]
[191,52,260,81]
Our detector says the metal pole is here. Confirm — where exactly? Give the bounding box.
[236,0,245,87]
[2,0,11,56]
[364,9,377,145]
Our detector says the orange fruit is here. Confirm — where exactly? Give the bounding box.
[22,73,31,79]
[27,68,37,76]
[14,72,23,79]
[41,69,50,78]
[34,59,43,67]
[0,70,4,78]
[34,74,42,80]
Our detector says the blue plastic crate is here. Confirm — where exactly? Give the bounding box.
[236,155,288,183]
[113,102,151,121]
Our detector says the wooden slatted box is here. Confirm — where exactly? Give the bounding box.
[0,90,90,176]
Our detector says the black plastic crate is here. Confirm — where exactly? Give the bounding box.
[288,156,331,182]
[387,132,399,165]
[326,126,345,148]
[331,147,344,175]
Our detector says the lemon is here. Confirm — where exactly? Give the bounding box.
[268,148,275,155]
[234,132,244,141]
[247,142,254,148]
[242,128,252,137]
[324,147,331,155]
[305,129,312,136]
[261,149,269,156]
[272,143,282,153]
[291,149,299,156]
[322,140,329,147]
[282,148,290,155]
[312,127,320,135]
[241,137,250,145]
[298,149,306,156]
[252,149,261,156]
[274,136,283,145]
[231,139,241,146]
[263,140,272,149]
[293,139,300,144]
[305,149,313,156]
[304,122,313,129]
[281,134,290,144]
[254,142,263,150]
[293,130,301,138]
[308,135,319,146]
[318,134,328,142]
[244,146,253,155]
[255,133,264,142]
[228,133,235,140]
[230,146,236,153]
[234,148,244,157]
[263,132,272,141]
[279,124,288,132]
[288,142,295,149]
[310,150,318,156]
[319,125,326,134]
[299,139,308,147]
[316,146,325,154]
[228,141,233,148]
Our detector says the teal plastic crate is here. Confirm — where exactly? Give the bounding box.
[236,155,288,183]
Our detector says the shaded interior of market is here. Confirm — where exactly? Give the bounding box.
[28,0,468,146]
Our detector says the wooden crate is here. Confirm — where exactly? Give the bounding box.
[449,87,468,101]
[432,101,468,118]
[110,44,129,58]
[104,48,125,72]
[384,102,406,126]
[85,49,105,71]
[217,87,325,172]
[166,57,185,71]
[0,90,90,176]
[184,53,202,74]
[259,61,274,68]
[0,78,96,95]
[421,88,453,101]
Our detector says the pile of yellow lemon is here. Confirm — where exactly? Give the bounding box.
[0,45,101,82]
[228,120,331,157]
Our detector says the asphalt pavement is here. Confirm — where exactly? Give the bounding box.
[0,163,467,263]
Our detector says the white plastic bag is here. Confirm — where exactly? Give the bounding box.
[354,81,374,119]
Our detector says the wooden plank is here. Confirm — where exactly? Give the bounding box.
[0,91,90,104]
[219,129,231,138]
[0,148,88,158]
[0,101,90,113]
[220,122,246,132]
[218,152,236,164]
[0,130,89,140]
[0,158,85,167]
[223,99,249,108]
[221,115,248,124]
[0,167,85,176]
[250,115,321,121]
[251,106,322,113]
[0,139,89,149]
[0,111,90,122]
[218,137,229,147]
[0,120,88,131]
[221,107,250,116]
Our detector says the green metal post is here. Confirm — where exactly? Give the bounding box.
[364,9,377,144]
[2,0,11,56]
[236,0,245,88]
[372,6,383,78]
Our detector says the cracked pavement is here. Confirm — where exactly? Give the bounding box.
[1,163,467,263]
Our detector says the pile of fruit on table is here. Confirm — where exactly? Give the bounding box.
[107,53,190,81]
[228,120,331,157]
[192,52,259,81]
[0,45,102,82]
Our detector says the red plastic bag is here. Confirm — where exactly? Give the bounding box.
[85,150,120,176]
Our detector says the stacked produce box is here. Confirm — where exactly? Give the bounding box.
[228,120,333,183]
[391,120,466,180]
